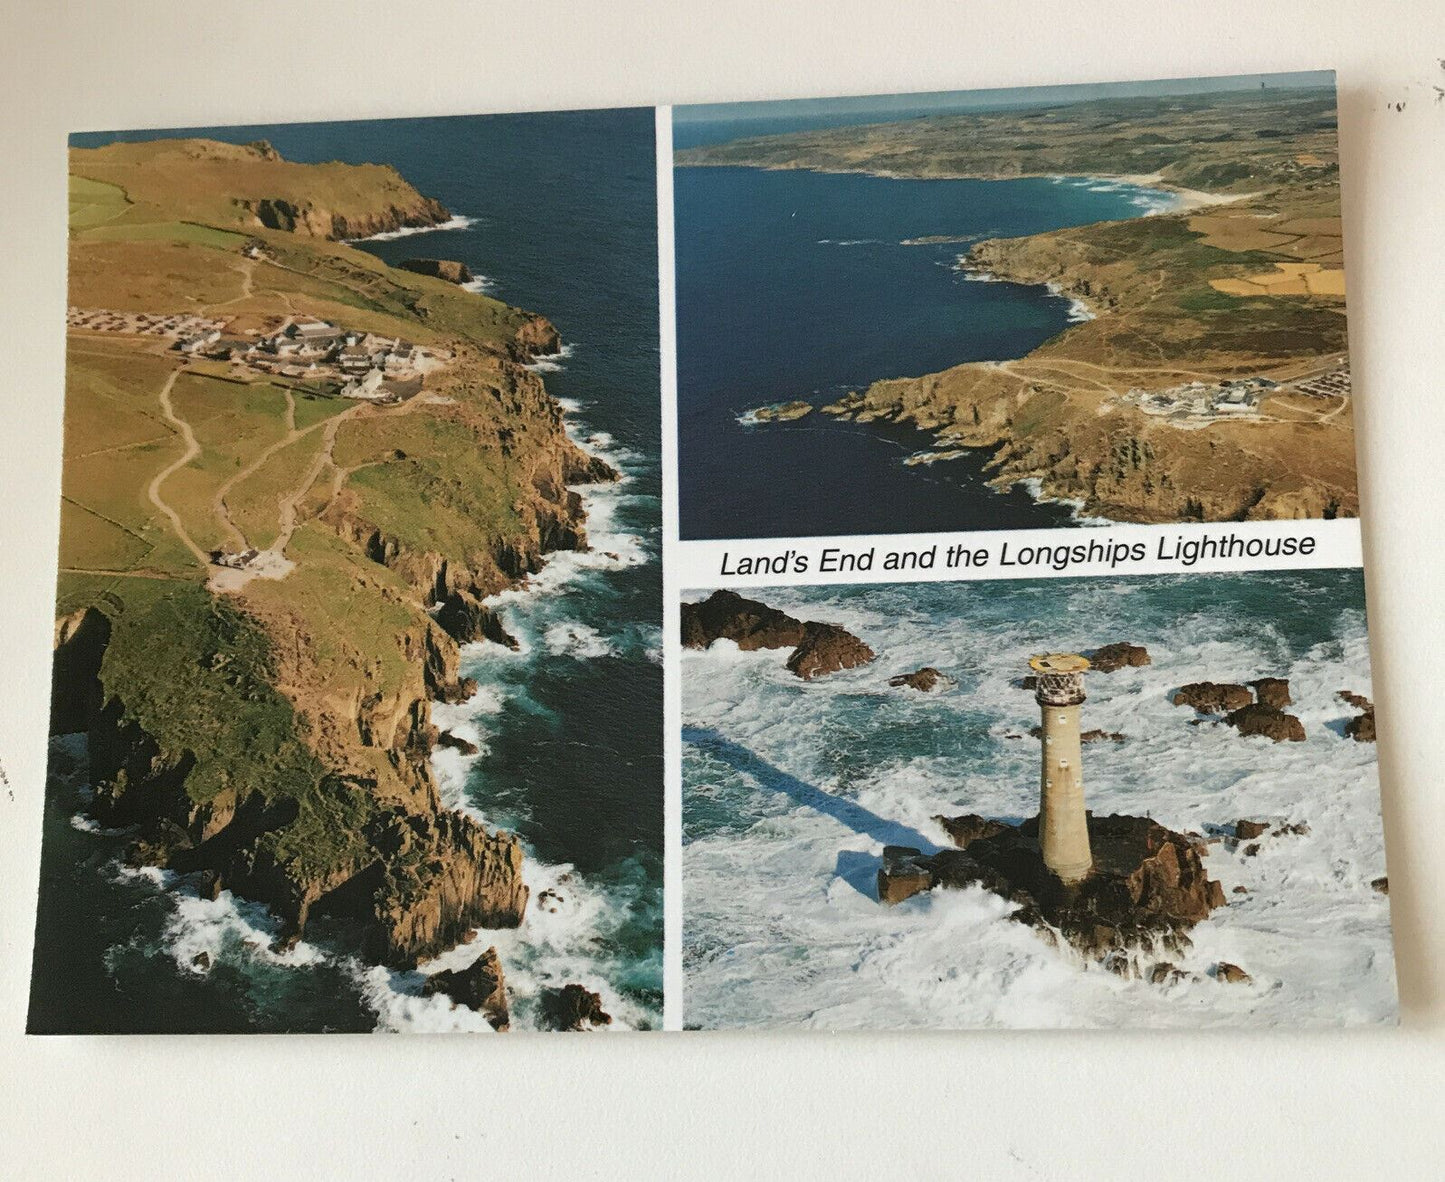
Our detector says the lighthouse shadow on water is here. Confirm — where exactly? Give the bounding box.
[679,569,1396,1030]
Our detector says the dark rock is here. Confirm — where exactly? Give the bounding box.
[877,846,933,905]
[1215,962,1252,985]
[888,666,953,692]
[436,730,480,757]
[1149,962,1186,985]
[1225,703,1306,742]
[1371,876,1389,896]
[537,888,564,913]
[423,946,510,1031]
[785,621,876,681]
[434,592,518,650]
[680,590,806,651]
[1173,682,1253,713]
[1090,642,1151,672]
[934,814,1009,851]
[1236,819,1269,840]
[539,983,612,1032]
[917,812,1226,960]
[1272,821,1310,837]
[1233,885,1248,894]
[1243,843,1260,857]
[191,951,211,971]
[1250,677,1293,709]
[197,870,224,900]
[1339,691,1377,743]
[396,257,474,285]
[50,606,112,735]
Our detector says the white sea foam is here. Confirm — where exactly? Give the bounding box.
[460,273,498,294]
[406,386,660,1031]
[346,214,477,242]
[682,578,1396,1029]
[544,621,617,659]
[523,342,577,373]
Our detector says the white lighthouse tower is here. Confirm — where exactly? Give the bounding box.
[1029,652,1094,885]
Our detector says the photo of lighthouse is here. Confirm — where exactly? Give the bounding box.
[679,570,1395,1029]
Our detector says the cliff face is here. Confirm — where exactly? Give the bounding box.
[54,138,626,978]
[54,597,528,968]
[242,195,452,241]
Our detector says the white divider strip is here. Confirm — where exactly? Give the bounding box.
[677,516,1363,590]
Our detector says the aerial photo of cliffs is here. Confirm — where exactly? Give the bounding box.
[674,72,1357,539]
[681,572,1395,1028]
[30,109,662,1033]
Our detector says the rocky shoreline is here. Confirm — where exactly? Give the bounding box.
[51,314,618,982]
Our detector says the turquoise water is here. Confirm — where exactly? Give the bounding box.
[34,110,661,1032]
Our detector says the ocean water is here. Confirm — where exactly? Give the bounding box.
[35,110,661,1032]
[674,117,1177,540]
[681,569,1396,1029]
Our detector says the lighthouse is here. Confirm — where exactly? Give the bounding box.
[1028,652,1094,885]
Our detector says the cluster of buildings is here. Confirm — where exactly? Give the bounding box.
[67,306,447,406]
[227,319,443,402]
[67,307,225,340]
[1125,376,1276,421]
[1288,362,1351,400]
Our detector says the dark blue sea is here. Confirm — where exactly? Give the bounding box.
[673,113,1175,540]
[36,110,661,1032]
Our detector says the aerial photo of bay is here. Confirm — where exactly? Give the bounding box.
[30,108,662,1033]
[674,72,1356,540]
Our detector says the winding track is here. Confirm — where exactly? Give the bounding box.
[146,365,210,569]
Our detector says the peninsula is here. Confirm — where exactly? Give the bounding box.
[52,139,615,971]
[678,87,1356,522]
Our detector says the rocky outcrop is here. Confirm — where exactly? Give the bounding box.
[397,257,474,285]
[436,730,480,756]
[881,812,1227,962]
[1215,962,1252,985]
[932,813,1008,850]
[1250,677,1292,710]
[785,622,876,681]
[1225,703,1306,742]
[681,590,806,651]
[245,195,452,241]
[1339,690,1376,742]
[888,666,953,692]
[1089,642,1150,672]
[1172,682,1252,714]
[423,946,510,1030]
[56,599,529,971]
[682,591,875,680]
[748,401,813,422]
[1235,819,1269,840]
[434,591,518,650]
[539,984,612,1031]
[510,314,562,362]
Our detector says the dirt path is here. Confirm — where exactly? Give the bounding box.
[213,388,302,550]
[272,404,363,554]
[147,366,211,569]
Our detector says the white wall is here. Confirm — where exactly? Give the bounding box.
[2,2,1442,1177]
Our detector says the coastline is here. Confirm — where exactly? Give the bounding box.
[419,372,660,1031]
